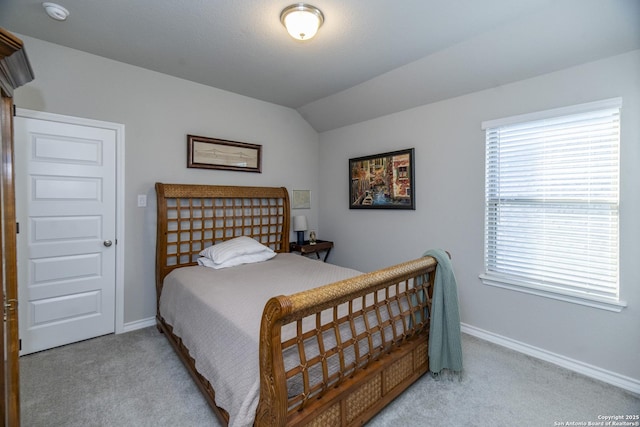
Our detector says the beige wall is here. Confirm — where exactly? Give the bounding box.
[14,35,320,325]
[318,50,640,385]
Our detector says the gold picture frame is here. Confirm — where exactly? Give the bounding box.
[187,134,262,173]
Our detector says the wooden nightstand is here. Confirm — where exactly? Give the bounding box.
[289,240,334,262]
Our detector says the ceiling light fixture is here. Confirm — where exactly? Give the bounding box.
[280,3,324,41]
[43,2,69,21]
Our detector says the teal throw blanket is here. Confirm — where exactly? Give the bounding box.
[423,248,463,375]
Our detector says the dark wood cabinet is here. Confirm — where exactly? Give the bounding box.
[1,27,35,427]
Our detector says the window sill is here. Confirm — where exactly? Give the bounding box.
[479,274,627,313]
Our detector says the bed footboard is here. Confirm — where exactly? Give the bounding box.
[256,256,437,427]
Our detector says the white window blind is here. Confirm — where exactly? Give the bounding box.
[481,99,622,308]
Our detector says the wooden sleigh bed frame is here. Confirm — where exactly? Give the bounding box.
[155,183,438,426]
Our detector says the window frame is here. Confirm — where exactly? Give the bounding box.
[480,98,626,312]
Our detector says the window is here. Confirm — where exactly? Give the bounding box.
[480,98,625,312]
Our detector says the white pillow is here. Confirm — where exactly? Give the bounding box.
[197,250,276,269]
[199,236,274,264]
[197,257,217,268]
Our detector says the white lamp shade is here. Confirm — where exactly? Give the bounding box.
[293,215,308,231]
[280,4,324,41]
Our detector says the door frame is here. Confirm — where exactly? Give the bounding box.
[15,108,125,334]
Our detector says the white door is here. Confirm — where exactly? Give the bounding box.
[15,115,117,355]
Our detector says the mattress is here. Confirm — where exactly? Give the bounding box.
[159,253,362,427]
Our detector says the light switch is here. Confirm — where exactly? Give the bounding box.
[137,194,147,207]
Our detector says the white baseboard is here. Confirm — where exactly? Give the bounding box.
[461,323,640,395]
[122,317,156,333]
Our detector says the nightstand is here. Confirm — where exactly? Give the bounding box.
[289,240,334,262]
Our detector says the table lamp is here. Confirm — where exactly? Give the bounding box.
[293,215,308,245]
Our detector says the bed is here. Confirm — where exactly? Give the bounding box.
[155,183,440,427]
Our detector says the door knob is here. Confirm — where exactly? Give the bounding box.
[103,240,113,247]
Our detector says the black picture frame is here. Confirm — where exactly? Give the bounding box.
[187,134,262,173]
[349,148,415,210]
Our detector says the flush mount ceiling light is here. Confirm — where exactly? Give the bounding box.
[43,2,69,21]
[280,3,324,41]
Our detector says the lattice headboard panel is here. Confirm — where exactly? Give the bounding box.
[155,183,290,300]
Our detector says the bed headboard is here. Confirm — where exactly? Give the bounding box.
[155,183,290,302]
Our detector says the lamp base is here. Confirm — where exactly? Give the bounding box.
[296,231,305,245]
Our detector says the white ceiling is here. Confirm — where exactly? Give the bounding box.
[1,0,638,132]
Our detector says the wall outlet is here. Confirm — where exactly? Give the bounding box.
[137,194,147,207]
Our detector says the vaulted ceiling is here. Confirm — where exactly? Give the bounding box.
[1,0,638,131]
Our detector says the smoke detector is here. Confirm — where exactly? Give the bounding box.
[43,2,69,21]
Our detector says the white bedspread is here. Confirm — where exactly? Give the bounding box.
[159,253,361,427]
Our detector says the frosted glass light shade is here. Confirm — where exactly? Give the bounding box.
[280,4,324,41]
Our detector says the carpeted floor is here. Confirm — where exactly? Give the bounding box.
[20,327,639,426]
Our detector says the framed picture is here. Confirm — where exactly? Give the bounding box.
[187,134,262,173]
[349,148,415,210]
[292,190,311,209]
